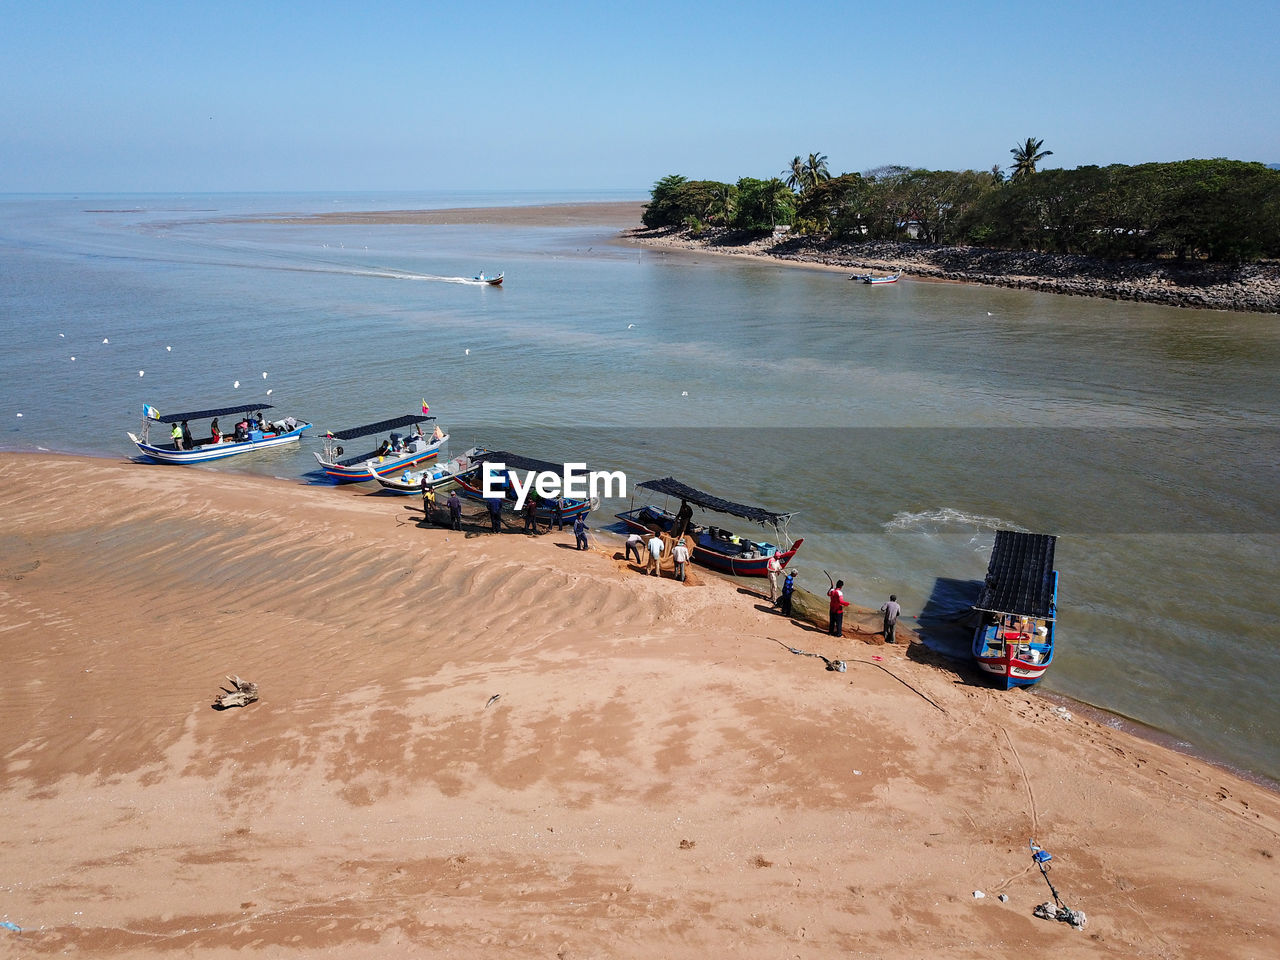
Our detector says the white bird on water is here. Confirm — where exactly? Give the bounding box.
[166,345,172,351]
[138,370,144,377]
[266,389,273,396]
[464,348,470,355]
[233,380,240,388]
[262,372,268,379]
[102,338,109,344]
[681,391,688,396]
[627,324,635,329]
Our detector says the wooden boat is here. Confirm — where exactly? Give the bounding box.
[453,451,599,522]
[314,414,448,483]
[475,272,504,286]
[852,272,901,284]
[367,448,488,495]
[128,403,309,464]
[616,477,803,578]
[971,531,1059,688]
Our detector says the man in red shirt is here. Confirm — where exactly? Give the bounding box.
[828,579,851,636]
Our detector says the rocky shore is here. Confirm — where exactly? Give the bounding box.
[626,226,1280,314]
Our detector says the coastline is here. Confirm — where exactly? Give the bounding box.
[622,226,1280,314]
[2,452,1277,958]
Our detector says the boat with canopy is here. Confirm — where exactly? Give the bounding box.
[313,414,448,482]
[616,477,803,577]
[851,272,901,284]
[453,450,599,523]
[367,447,488,495]
[128,403,309,464]
[971,530,1059,688]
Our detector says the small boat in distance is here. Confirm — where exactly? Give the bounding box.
[616,477,803,578]
[128,403,309,464]
[474,271,504,286]
[314,414,448,482]
[971,530,1059,689]
[852,272,901,284]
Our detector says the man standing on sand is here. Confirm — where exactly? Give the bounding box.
[574,513,589,550]
[828,579,850,636]
[672,538,690,582]
[553,496,565,531]
[766,553,782,601]
[779,569,796,617]
[523,497,540,535]
[646,532,665,576]
[487,496,503,533]
[447,490,462,530]
[880,594,901,644]
[422,481,436,522]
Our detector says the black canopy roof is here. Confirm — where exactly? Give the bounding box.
[325,414,433,440]
[158,403,273,423]
[973,531,1058,620]
[637,477,793,527]
[478,451,579,475]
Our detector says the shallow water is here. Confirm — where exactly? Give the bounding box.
[2,191,1277,782]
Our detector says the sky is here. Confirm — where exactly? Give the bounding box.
[2,0,1278,193]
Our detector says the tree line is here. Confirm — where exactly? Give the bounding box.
[642,147,1280,263]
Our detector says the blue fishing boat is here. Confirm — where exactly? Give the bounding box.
[852,272,901,284]
[453,451,599,523]
[616,478,803,578]
[314,414,448,482]
[971,531,1059,688]
[128,403,309,464]
[367,447,488,495]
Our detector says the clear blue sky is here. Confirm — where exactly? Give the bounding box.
[3,0,1277,193]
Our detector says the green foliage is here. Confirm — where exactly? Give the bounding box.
[1010,137,1053,179]
[646,158,1280,262]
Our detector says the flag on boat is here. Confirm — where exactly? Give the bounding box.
[421,398,430,415]
[142,404,161,420]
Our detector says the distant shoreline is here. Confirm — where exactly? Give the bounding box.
[245,200,1280,313]
[623,225,1280,314]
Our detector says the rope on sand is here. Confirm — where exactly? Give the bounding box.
[769,638,947,715]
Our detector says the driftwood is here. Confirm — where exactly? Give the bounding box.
[212,675,259,709]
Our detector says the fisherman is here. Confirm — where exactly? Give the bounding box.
[646,532,665,576]
[574,512,589,550]
[210,417,221,443]
[181,420,194,449]
[171,421,184,450]
[779,569,796,616]
[423,483,437,523]
[828,579,851,636]
[673,500,693,540]
[672,538,690,582]
[765,552,782,601]
[523,496,540,535]
[880,594,902,644]
[447,490,463,530]
[625,531,645,565]
[487,496,503,533]
[552,496,565,531]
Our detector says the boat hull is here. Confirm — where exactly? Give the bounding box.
[615,507,802,577]
[455,475,597,522]
[129,425,309,464]
[315,436,446,482]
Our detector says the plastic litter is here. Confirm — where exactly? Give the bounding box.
[0,921,20,932]
[998,894,1009,903]
[973,890,985,899]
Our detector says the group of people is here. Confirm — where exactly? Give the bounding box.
[172,414,266,450]
[626,530,692,581]
[427,485,589,549]
[823,579,900,642]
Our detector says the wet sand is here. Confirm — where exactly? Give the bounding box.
[1,452,1277,958]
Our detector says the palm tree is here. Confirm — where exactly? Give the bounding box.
[1009,138,1053,179]
[803,152,831,191]
[783,156,805,192]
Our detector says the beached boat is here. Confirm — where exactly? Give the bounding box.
[367,447,488,495]
[314,414,448,483]
[453,451,599,523]
[616,478,803,578]
[128,403,309,464]
[852,272,901,284]
[971,530,1059,689]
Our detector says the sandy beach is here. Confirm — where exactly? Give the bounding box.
[1,452,1276,958]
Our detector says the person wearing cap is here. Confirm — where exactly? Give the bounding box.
[765,552,782,601]
[828,579,850,636]
[672,537,690,582]
[779,568,797,616]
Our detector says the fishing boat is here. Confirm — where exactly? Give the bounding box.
[313,414,448,482]
[453,451,599,523]
[852,272,901,284]
[367,447,488,495]
[474,271,504,286]
[616,478,803,578]
[971,530,1059,688]
[128,403,309,464]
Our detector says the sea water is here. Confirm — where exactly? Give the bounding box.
[1,191,1277,783]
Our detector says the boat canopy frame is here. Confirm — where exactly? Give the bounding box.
[155,403,273,424]
[633,477,796,534]
[973,531,1058,621]
[326,414,434,441]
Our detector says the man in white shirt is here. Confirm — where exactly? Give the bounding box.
[646,533,665,576]
[625,531,645,565]
[672,538,690,582]
[766,553,782,600]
